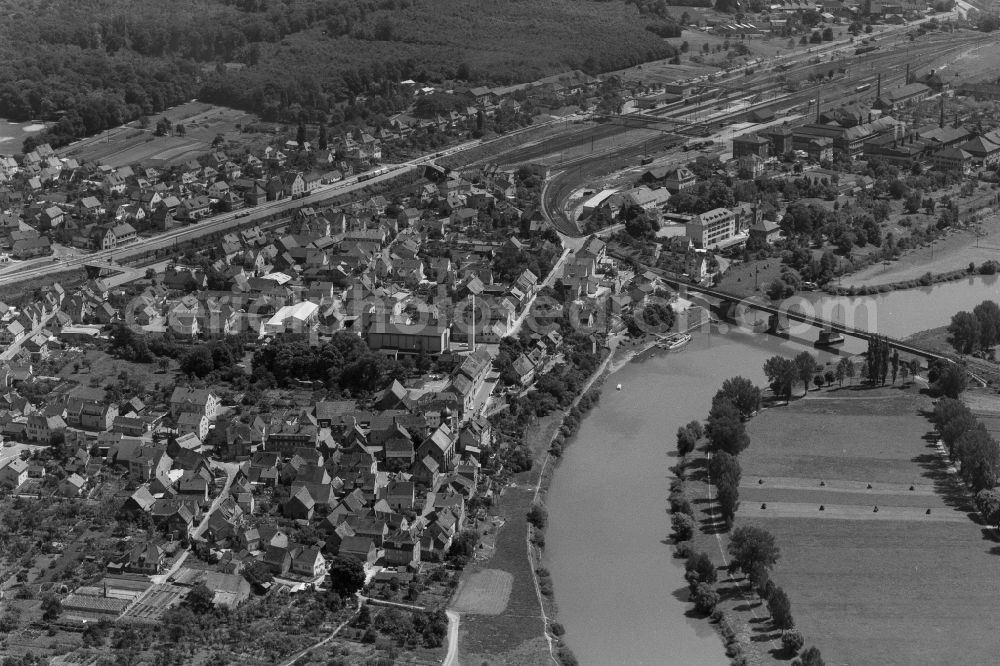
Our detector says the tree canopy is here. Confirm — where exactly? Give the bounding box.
[763,355,797,399]
[949,300,1000,354]
[714,376,761,419]
[2,0,679,145]
[727,525,780,574]
[706,398,750,455]
[251,332,404,395]
[328,555,366,597]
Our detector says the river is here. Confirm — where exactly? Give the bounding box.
[544,275,1000,665]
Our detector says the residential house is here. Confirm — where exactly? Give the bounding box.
[338,535,378,565]
[0,458,28,488]
[382,533,420,567]
[170,387,220,419]
[283,485,316,520]
[177,411,210,440]
[58,473,87,497]
[291,546,326,578]
[26,412,66,443]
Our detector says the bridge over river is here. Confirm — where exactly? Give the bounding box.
[640,263,953,363]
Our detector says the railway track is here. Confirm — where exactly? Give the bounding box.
[536,33,993,237]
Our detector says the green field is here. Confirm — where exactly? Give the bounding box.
[726,386,1000,665]
[743,388,937,486]
[761,518,1000,665]
[64,102,255,168]
[456,415,561,666]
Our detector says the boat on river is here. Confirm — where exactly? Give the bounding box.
[657,333,692,351]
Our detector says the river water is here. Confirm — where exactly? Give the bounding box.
[545,276,1000,665]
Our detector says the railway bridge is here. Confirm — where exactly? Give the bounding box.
[641,264,951,362]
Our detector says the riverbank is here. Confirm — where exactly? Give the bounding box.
[835,214,1000,289]
[905,324,1000,386]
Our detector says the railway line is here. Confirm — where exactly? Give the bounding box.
[536,32,993,237]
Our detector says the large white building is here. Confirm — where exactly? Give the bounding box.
[263,302,319,336]
[686,208,736,249]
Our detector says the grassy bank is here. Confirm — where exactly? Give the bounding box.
[905,325,1000,387]
[824,265,986,297]
[456,415,561,666]
[727,385,1000,665]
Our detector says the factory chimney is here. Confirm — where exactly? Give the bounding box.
[939,96,945,129]
[905,63,911,84]
[876,73,881,99]
[816,96,821,123]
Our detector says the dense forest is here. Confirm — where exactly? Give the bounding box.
[0,0,679,149]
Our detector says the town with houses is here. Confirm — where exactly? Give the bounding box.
[1,5,1000,663]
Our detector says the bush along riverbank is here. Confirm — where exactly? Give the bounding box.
[824,259,999,296]
[668,375,825,666]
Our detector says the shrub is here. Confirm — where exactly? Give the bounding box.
[526,504,548,531]
[792,646,825,666]
[550,621,565,637]
[672,512,695,542]
[685,552,718,585]
[670,495,693,517]
[782,629,804,655]
[719,618,737,642]
[677,425,697,455]
[557,646,579,666]
[675,542,694,559]
[692,583,720,614]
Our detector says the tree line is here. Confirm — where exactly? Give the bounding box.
[947,300,1000,355]
[3,0,679,148]
[668,374,826,664]
[933,398,1000,494]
